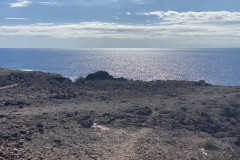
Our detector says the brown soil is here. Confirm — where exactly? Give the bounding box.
[0,68,240,160]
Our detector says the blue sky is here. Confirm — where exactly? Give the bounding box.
[0,0,240,48]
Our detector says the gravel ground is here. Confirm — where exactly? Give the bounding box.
[0,69,240,160]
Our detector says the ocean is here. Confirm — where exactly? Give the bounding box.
[0,48,239,86]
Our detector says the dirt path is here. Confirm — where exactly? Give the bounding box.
[93,123,151,159]
[112,128,151,159]
[0,84,18,90]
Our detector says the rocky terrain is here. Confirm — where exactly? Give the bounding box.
[0,68,240,160]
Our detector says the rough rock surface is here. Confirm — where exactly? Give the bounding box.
[0,68,240,159]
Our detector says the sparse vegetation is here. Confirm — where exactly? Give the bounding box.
[201,137,217,150]
[75,76,86,84]
[199,132,211,138]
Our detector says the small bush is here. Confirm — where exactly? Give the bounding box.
[75,76,86,84]
[201,137,217,150]
[199,132,210,138]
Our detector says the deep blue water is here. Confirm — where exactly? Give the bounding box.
[0,48,239,86]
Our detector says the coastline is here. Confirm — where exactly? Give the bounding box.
[0,69,240,159]
[1,48,240,86]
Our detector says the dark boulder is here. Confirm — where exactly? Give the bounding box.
[235,136,240,146]
[79,116,93,128]
[85,71,114,81]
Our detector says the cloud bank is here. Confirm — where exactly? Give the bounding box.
[0,20,239,39]
[0,11,239,47]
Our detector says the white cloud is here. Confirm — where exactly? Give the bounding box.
[9,0,32,8]
[132,0,144,4]
[38,1,58,5]
[112,16,120,20]
[126,12,131,15]
[4,18,28,20]
[141,11,240,24]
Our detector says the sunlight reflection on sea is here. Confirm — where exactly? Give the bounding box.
[0,48,239,86]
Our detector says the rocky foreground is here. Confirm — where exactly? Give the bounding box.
[0,69,240,160]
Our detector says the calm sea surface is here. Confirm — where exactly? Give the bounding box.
[0,48,239,86]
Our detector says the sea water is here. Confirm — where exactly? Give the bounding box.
[0,48,239,86]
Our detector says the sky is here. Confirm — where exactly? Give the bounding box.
[0,0,240,48]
